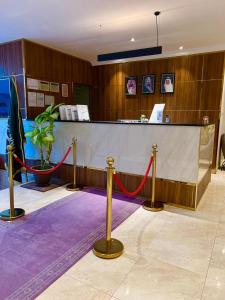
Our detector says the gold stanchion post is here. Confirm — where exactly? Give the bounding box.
[0,145,25,221]
[143,144,164,212]
[93,157,124,259]
[66,138,80,191]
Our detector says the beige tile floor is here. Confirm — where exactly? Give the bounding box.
[0,171,225,300]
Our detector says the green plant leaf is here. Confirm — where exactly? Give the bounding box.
[50,112,59,120]
[51,103,64,112]
[25,131,34,138]
[25,103,63,165]
[32,134,41,145]
[46,105,53,113]
[43,134,54,143]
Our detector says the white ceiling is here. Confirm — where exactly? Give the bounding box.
[1,0,225,65]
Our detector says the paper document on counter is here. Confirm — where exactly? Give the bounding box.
[149,104,165,123]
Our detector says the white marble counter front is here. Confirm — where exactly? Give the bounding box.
[51,122,202,183]
[0,120,214,184]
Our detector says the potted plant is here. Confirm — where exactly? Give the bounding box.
[25,104,62,186]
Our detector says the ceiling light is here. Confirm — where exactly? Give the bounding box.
[179,46,184,50]
[97,11,162,62]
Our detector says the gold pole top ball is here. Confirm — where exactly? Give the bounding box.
[7,144,13,151]
[152,144,158,151]
[72,137,77,144]
[106,156,114,167]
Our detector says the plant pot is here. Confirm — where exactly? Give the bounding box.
[31,165,54,187]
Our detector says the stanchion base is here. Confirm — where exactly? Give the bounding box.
[66,183,80,191]
[0,208,25,221]
[143,200,164,212]
[93,238,124,259]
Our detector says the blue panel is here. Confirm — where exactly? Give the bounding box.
[97,46,162,62]
[0,79,10,117]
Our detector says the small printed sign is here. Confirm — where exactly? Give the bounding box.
[62,83,69,97]
[50,82,60,93]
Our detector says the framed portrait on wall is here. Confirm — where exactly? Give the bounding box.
[125,76,137,96]
[161,73,175,94]
[142,75,155,94]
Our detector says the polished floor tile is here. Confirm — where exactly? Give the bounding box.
[209,241,225,269]
[65,251,139,295]
[215,223,225,243]
[37,274,112,300]
[1,171,225,299]
[201,267,225,300]
[113,256,204,300]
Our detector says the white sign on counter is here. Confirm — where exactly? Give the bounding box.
[77,105,90,121]
[149,104,165,123]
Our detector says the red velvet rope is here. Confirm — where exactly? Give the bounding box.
[13,146,72,175]
[113,156,153,197]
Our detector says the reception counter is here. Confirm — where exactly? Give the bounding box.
[0,119,215,209]
[51,121,214,184]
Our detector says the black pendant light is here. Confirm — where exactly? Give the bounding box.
[97,11,162,62]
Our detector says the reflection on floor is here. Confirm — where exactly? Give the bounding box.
[0,171,225,300]
[0,169,9,190]
[0,169,34,190]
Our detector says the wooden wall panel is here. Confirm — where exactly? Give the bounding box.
[200,80,223,110]
[0,40,23,76]
[25,40,72,82]
[71,57,92,85]
[173,55,204,81]
[91,52,225,168]
[202,52,225,80]
[23,40,92,119]
[0,40,26,117]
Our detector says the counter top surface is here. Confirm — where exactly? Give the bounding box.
[49,120,212,127]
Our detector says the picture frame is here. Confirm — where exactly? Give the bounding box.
[50,82,60,93]
[62,83,69,97]
[142,74,155,94]
[125,76,137,96]
[160,73,175,94]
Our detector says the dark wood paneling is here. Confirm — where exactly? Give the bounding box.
[173,55,204,81]
[202,52,225,80]
[92,53,224,119]
[200,80,223,110]
[25,40,72,82]
[0,40,23,76]
[91,52,225,168]
[0,40,26,117]
[23,40,92,119]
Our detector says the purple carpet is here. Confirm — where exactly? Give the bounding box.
[0,188,141,300]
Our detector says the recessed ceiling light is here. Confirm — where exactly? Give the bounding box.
[130,37,135,42]
[179,46,184,50]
